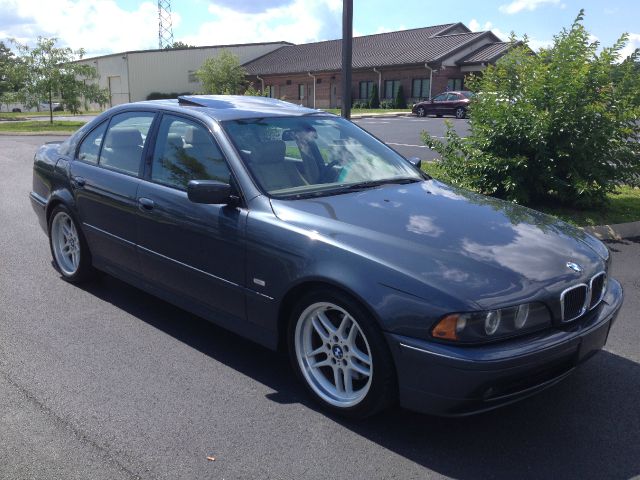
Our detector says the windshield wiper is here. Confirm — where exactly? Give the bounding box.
[343,177,421,191]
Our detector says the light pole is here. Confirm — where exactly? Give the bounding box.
[341,0,353,119]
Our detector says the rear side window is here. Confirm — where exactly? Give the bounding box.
[99,112,155,176]
[150,114,231,190]
[77,121,108,165]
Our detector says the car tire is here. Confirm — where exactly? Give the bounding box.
[455,107,466,119]
[48,204,95,282]
[288,287,396,418]
[416,106,426,117]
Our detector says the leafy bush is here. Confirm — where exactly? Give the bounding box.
[352,100,369,108]
[423,11,640,208]
[394,84,407,108]
[379,100,394,109]
[369,83,380,108]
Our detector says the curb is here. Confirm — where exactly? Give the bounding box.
[350,112,413,119]
[583,221,640,241]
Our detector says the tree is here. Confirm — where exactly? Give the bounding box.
[369,83,380,108]
[12,37,109,122]
[394,84,407,108]
[195,50,247,95]
[423,11,640,208]
[164,41,196,50]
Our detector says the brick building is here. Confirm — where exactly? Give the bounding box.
[243,22,514,109]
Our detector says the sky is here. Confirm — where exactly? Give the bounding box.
[0,0,638,60]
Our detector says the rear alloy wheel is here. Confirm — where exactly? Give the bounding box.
[416,106,426,117]
[455,107,466,119]
[49,205,94,282]
[289,289,396,418]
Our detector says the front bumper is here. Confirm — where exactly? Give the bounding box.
[385,278,624,416]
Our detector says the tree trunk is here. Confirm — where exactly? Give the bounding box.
[49,87,53,124]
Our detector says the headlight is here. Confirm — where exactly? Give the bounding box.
[431,302,551,343]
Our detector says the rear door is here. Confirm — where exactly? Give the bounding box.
[70,111,156,275]
[430,93,448,115]
[136,113,247,322]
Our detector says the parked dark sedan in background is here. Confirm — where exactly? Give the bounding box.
[30,95,623,418]
[412,90,474,118]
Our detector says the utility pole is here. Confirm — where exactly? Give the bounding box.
[341,0,353,119]
[158,0,175,49]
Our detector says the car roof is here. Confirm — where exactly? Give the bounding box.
[128,95,328,122]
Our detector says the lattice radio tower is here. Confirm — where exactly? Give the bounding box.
[158,0,175,49]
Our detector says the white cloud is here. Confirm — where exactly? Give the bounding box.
[499,0,560,14]
[182,0,342,46]
[468,19,509,42]
[619,33,640,61]
[0,0,177,57]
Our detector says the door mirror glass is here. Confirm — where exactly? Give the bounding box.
[406,156,422,169]
[187,180,231,204]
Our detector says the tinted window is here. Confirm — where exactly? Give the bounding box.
[151,115,230,190]
[433,94,447,102]
[77,121,108,165]
[100,112,155,176]
[446,93,459,101]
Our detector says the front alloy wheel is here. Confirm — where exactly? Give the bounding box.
[295,302,373,408]
[416,106,426,117]
[289,289,396,418]
[455,107,466,119]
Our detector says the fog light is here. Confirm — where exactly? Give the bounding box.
[514,304,529,329]
[484,310,501,335]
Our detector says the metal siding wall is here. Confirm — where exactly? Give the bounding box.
[127,44,288,102]
[76,54,130,109]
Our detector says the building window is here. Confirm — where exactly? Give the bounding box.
[298,84,305,100]
[447,78,463,91]
[384,80,400,99]
[266,85,276,98]
[412,78,430,99]
[359,81,373,100]
[188,70,198,83]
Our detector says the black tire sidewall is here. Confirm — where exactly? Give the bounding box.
[287,287,397,418]
[48,204,94,282]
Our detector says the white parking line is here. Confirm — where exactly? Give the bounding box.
[386,142,430,148]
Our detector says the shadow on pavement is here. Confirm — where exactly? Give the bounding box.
[82,275,640,480]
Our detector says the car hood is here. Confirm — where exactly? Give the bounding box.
[269,180,607,308]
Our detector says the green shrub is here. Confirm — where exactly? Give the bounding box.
[423,11,640,208]
[380,100,394,109]
[369,83,380,108]
[394,84,407,108]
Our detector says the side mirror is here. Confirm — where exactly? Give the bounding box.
[407,157,422,169]
[187,180,232,204]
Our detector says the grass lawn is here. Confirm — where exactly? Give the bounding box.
[422,161,640,227]
[0,111,101,120]
[0,120,85,134]
[322,108,411,115]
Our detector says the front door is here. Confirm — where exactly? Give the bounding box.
[136,113,247,323]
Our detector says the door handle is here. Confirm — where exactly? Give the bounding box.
[72,176,86,188]
[138,197,155,210]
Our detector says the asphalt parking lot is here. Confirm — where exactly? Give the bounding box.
[0,129,638,479]
[353,115,470,160]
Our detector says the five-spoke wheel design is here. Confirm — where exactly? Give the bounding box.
[294,302,373,408]
[455,107,466,119]
[51,211,81,276]
[416,106,426,117]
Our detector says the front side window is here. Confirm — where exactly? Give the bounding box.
[77,120,108,165]
[100,112,155,176]
[223,116,422,198]
[151,114,230,190]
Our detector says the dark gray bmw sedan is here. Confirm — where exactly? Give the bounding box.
[30,95,623,418]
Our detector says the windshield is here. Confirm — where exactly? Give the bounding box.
[222,116,422,198]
